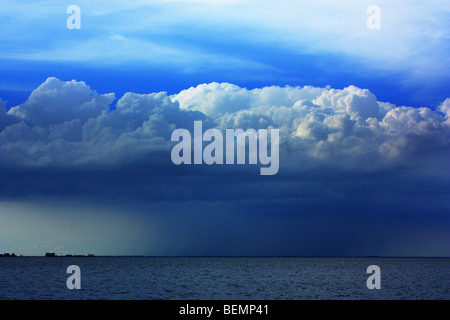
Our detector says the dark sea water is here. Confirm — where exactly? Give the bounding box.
[0,257,448,300]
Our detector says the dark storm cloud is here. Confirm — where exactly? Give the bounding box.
[0,77,449,210]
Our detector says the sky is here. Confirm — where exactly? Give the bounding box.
[0,0,449,256]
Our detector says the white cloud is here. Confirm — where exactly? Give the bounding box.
[1,77,449,170]
[439,98,450,124]
[7,77,114,127]
[174,82,326,117]
[1,0,448,83]
[312,86,380,123]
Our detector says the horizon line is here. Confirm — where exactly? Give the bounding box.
[2,254,449,259]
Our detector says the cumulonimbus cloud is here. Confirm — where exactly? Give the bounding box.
[1,77,449,171]
[0,76,449,208]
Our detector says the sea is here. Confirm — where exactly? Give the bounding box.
[0,257,448,300]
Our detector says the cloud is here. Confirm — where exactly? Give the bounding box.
[0,77,449,203]
[173,81,450,169]
[1,0,448,82]
[1,78,210,167]
[439,98,450,124]
[7,77,114,127]
[174,82,326,117]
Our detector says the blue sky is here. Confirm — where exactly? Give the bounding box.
[1,0,449,108]
[0,0,449,256]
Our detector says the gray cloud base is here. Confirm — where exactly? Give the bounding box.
[1,77,449,203]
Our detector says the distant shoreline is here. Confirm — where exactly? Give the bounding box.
[1,254,449,259]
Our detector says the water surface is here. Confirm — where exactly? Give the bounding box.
[0,257,448,300]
